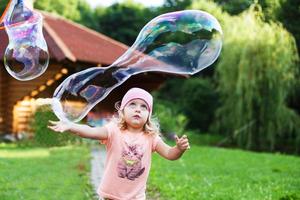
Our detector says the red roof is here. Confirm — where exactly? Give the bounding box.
[0,10,129,65]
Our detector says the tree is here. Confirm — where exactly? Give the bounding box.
[212,5,300,152]
[157,78,219,132]
[94,1,157,46]
[213,0,300,51]
[277,0,300,50]
[34,0,81,21]
[159,0,192,12]
[212,0,283,18]
[34,0,97,29]
[213,0,254,15]
[0,0,9,15]
[76,0,98,29]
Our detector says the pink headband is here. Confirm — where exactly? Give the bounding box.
[120,88,153,115]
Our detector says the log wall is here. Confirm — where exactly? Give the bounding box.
[0,62,65,134]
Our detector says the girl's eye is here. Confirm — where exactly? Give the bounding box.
[129,102,136,107]
[141,105,148,110]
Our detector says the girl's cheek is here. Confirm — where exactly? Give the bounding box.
[143,112,150,120]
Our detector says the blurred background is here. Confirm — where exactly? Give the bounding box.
[1,0,299,153]
[0,0,299,199]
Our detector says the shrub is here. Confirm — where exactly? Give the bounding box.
[153,100,188,138]
[154,77,219,132]
[185,130,224,146]
[32,105,77,146]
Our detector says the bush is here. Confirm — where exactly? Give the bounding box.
[32,105,77,147]
[181,78,219,131]
[154,77,219,132]
[153,100,188,138]
[186,130,224,146]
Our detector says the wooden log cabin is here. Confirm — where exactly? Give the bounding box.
[0,11,169,136]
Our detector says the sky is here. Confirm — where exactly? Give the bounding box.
[86,0,164,8]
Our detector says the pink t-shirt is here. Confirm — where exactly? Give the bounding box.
[97,122,161,200]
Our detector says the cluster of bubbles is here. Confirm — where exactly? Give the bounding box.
[1,0,49,81]
[51,10,223,122]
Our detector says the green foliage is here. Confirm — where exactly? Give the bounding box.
[275,0,300,54]
[34,0,97,29]
[155,77,219,132]
[0,144,94,200]
[154,100,187,136]
[259,0,283,21]
[32,105,77,147]
[94,2,155,45]
[213,0,254,15]
[214,6,300,152]
[190,0,230,25]
[212,0,283,19]
[185,130,224,146]
[76,0,99,29]
[210,0,300,61]
[159,0,192,12]
[181,78,219,131]
[93,0,192,46]
[0,0,9,16]
[34,0,82,21]
[212,0,300,56]
[149,145,300,200]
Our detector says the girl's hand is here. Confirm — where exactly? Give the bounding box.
[48,120,71,133]
[175,135,190,152]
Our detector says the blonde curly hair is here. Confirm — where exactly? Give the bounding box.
[112,101,160,137]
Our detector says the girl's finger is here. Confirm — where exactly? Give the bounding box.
[180,138,188,143]
[179,136,188,142]
[49,120,58,125]
[47,125,54,130]
[181,143,189,148]
[182,135,187,139]
[181,142,189,147]
[179,138,188,143]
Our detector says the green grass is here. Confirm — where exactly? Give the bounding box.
[0,143,94,200]
[1,142,300,200]
[148,145,300,200]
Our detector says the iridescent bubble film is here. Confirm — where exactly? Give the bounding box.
[2,0,49,81]
[52,10,223,122]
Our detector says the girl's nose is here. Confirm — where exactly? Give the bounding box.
[135,106,142,112]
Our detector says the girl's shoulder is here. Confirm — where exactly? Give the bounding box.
[104,120,122,135]
[144,132,162,141]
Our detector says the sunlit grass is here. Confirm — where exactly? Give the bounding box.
[0,149,50,158]
[148,145,300,200]
[0,143,94,200]
[1,142,300,200]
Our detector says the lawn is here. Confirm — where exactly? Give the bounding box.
[148,145,300,200]
[0,143,94,200]
[1,142,300,200]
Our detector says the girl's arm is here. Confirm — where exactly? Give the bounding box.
[48,120,108,140]
[155,135,190,160]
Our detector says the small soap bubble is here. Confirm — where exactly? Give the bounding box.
[2,0,49,81]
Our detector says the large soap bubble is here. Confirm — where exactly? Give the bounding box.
[1,0,49,81]
[52,10,223,122]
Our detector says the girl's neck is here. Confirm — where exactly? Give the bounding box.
[126,125,144,134]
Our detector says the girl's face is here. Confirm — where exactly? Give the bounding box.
[123,99,149,130]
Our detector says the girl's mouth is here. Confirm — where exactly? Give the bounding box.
[133,115,140,119]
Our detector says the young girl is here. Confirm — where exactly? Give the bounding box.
[48,87,190,200]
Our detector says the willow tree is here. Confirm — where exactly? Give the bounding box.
[214,5,299,152]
